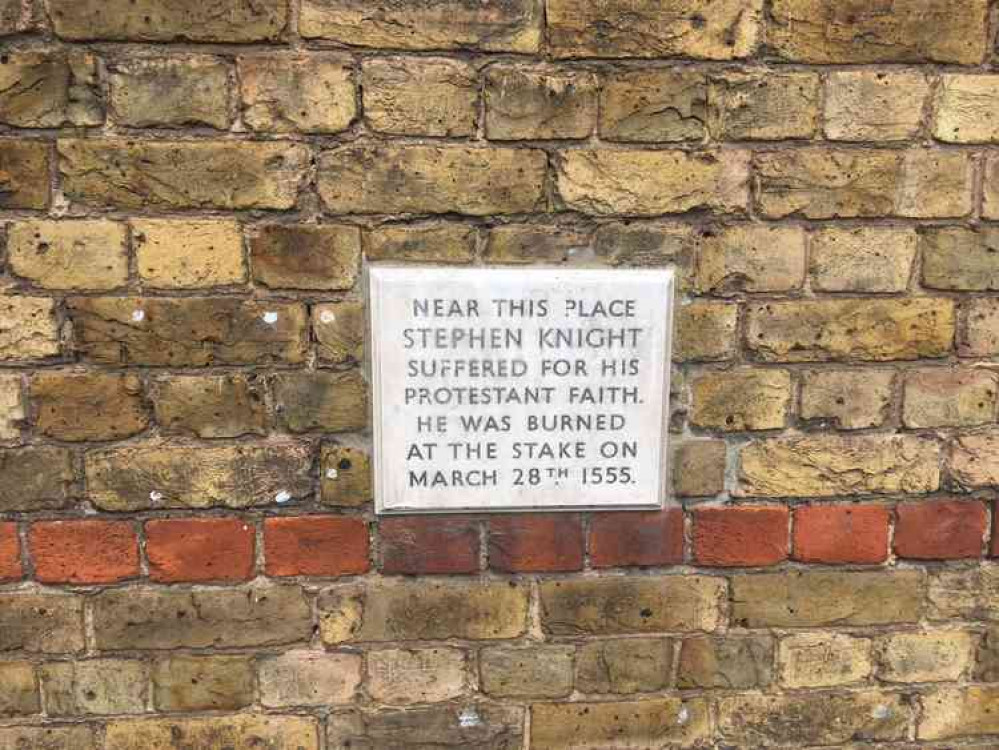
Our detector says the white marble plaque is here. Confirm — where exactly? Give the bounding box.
[369,266,674,514]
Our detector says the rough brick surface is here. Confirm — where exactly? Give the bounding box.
[4,3,999,746]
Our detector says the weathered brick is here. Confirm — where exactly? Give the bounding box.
[556,149,748,216]
[800,370,894,429]
[985,155,999,219]
[600,69,706,143]
[547,0,761,59]
[740,434,940,497]
[0,661,39,715]
[319,144,546,215]
[485,66,596,140]
[313,302,364,366]
[920,687,999,740]
[30,520,139,584]
[240,53,355,133]
[709,71,819,140]
[793,505,890,564]
[767,0,988,63]
[755,149,972,219]
[949,432,999,490]
[154,374,266,439]
[880,630,975,683]
[321,443,372,507]
[146,517,256,582]
[481,645,574,698]
[380,516,479,575]
[0,140,49,209]
[488,514,583,572]
[693,225,805,295]
[961,299,999,357]
[327,704,523,750]
[484,224,590,264]
[674,301,738,362]
[732,570,922,628]
[363,58,477,137]
[264,516,369,577]
[825,71,930,141]
[368,647,468,705]
[747,298,955,362]
[0,374,23,441]
[85,441,312,511]
[0,0,29,35]
[575,638,670,694]
[8,220,124,291]
[260,650,362,707]
[68,297,308,366]
[978,626,999,681]
[691,369,791,431]
[935,75,999,143]
[719,691,909,746]
[541,576,725,635]
[48,0,288,41]
[593,222,698,269]
[108,56,231,129]
[300,0,541,52]
[0,446,73,511]
[0,592,84,653]
[904,369,996,428]
[59,139,309,210]
[104,717,318,750]
[779,632,872,688]
[0,296,60,362]
[31,373,148,441]
[153,656,254,711]
[365,223,476,263]
[0,522,20,580]
[273,371,367,433]
[0,727,97,750]
[319,579,528,643]
[810,227,918,293]
[922,227,999,291]
[93,584,311,650]
[673,440,726,497]
[0,50,101,127]
[133,219,246,289]
[692,506,789,567]
[677,635,773,689]
[589,509,684,567]
[895,500,987,560]
[926,567,999,621]
[250,224,360,291]
[531,699,710,750]
[41,659,147,716]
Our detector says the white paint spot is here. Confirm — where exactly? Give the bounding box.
[872,705,891,720]
[326,468,339,480]
[676,706,690,725]
[149,490,163,502]
[275,490,291,504]
[131,309,145,322]
[458,707,481,728]
[262,311,279,325]
[319,310,337,324]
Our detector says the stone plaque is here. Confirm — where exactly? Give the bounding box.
[369,266,674,513]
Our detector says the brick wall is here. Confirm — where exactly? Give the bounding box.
[1,0,999,747]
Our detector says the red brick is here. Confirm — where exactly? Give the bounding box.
[264,516,369,577]
[589,510,684,568]
[692,506,789,567]
[0,523,21,581]
[379,516,479,574]
[30,520,139,584]
[792,505,890,564]
[488,514,584,573]
[895,499,987,560]
[146,517,255,582]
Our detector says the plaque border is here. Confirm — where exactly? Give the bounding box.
[367,264,675,515]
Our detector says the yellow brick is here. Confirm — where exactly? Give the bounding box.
[8,220,127,290]
[134,219,246,289]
